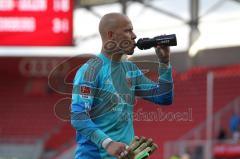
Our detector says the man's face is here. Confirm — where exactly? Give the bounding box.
[112,18,137,55]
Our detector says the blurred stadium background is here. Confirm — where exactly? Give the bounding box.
[0,0,240,159]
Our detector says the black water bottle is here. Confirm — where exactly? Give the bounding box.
[136,34,177,50]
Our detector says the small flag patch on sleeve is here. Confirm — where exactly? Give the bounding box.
[80,86,91,95]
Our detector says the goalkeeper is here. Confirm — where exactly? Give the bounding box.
[71,12,174,159]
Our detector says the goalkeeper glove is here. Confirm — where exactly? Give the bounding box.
[120,136,158,159]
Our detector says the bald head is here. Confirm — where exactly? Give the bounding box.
[99,13,130,40]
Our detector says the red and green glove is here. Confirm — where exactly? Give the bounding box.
[120,136,158,159]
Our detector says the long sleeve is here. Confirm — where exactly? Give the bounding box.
[134,63,174,105]
[71,62,109,148]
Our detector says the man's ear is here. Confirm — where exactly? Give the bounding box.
[107,31,113,39]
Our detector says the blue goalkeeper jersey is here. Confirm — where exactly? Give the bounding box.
[71,53,173,159]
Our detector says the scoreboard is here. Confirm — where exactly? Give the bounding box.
[0,0,73,46]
